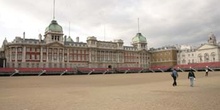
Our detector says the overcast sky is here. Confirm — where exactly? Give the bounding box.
[0,0,219,48]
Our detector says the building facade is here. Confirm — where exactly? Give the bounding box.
[1,19,219,69]
[149,46,177,67]
[177,33,220,64]
[177,46,197,64]
[0,19,151,68]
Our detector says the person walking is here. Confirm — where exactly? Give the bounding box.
[188,69,196,87]
[171,68,178,86]
[205,68,209,76]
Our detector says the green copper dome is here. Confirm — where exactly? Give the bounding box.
[45,20,63,32]
[66,36,73,42]
[132,33,146,43]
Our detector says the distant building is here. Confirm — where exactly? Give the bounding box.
[1,19,219,68]
[149,46,177,67]
[0,19,151,68]
[177,33,220,64]
[196,33,220,63]
[177,46,197,64]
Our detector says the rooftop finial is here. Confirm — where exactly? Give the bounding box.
[69,22,70,37]
[138,18,140,33]
[104,24,106,41]
[53,0,55,20]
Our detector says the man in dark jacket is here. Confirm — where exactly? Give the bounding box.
[188,69,196,87]
[171,69,178,86]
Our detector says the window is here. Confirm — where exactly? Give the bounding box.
[31,54,35,60]
[36,48,40,52]
[182,54,185,57]
[36,55,40,60]
[17,54,22,60]
[26,54,30,60]
[32,63,35,68]
[68,49,71,54]
[54,63,57,68]
[182,59,186,64]
[69,55,73,61]
[43,48,47,52]
[53,53,57,60]
[78,55,81,61]
[204,53,209,62]
[198,54,202,62]
[31,48,34,52]
[54,48,58,53]
[59,54,63,61]
[27,63,29,68]
[211,52,216,62]
[49,48,52,53]
[36,63,39,68]
[59,49,63,53]
[18,47,22,52]
[26,47,30,52]
[64,55,67,61]
[74,55,77,61]
[43,54,47,60]
[18,63,21,68]
[48,54,52,61]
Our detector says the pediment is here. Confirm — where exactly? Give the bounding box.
[46,41,64,47]
[197,44,217,50]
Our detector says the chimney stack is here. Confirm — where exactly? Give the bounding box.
[76,37,79,42]
[38,34,42,42]
[23,32,25,41]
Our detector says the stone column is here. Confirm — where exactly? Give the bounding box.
[89,49,92,62]
[46,47,49,67]
[67,48,69,62]
[3,59,5,68]
[117,51,119,63]
[9,47,12,62]
[55,48,58,63]
[15,47,18,62]
[52,48,54,62]
[22,46,26,62]
[40,46,43,62]
[103,51,106,61]
[218,51,220,62]
[46,47,49,61]
[15,47,18,67]
[62,48,64,62]
[95,50,97,62]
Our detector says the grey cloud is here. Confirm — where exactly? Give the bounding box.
[1,0,220,48]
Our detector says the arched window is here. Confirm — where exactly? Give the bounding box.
[198,54,202,62]
[182,59,186,64]
[182,54,185,57]
[211,52,216,62]
[204,53,209,62]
